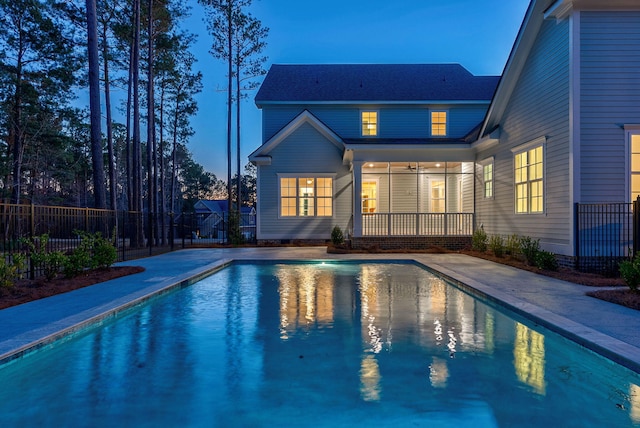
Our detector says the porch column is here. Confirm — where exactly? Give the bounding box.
[352,161,363,238]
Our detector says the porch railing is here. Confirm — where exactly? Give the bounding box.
[362,213,474,236]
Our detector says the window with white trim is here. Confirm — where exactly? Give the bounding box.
[280,177,333,217]
[431,111,447,136]
[483,161,494,199]
[514,144,544,213]
[631,132,640,202]
[361,111,378,136]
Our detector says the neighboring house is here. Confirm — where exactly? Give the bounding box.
[250,0,640,267]
[193,200,256,240]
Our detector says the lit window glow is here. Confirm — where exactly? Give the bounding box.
[361,111,378,136]
[514,146,543,213]
[280,177,333,217]
[483,163,493,199]
[431,111,447,136]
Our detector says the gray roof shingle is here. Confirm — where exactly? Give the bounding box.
[255,64,500,104]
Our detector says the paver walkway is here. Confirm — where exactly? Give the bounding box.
[1,247,639,371]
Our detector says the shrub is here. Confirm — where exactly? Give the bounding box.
[488,235,505,258]
[331,225,345,246]
[505,234,521,258]
[63,248,91,278]
[228,211,244,245]
[0,254,26,288]
[92,234,117,269]
[22,234,67,281]
[619,255,640,292]
[64,231,93,277]
[535,250,558,271]
[471,227,487,252]
[519,236,540,265]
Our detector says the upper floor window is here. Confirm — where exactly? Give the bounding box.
[513,141,544,214]
[431,111,447,136]
[280,176,333,217]
[361,111,378,136]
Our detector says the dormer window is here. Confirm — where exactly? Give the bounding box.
[361,111,378,136]
[431,111,447,136]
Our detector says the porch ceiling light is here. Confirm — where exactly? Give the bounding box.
[436,163,441,167]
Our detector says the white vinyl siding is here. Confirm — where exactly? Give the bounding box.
[580,12,640,203]
[475,18,570,252]
[261,105,489,142]
[256,122,351,240]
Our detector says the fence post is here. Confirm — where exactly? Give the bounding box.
[169,212,174,251]
[574,203,580,270]
[634,196,640,258]
[121,210,126,262]
[29,203,35,238]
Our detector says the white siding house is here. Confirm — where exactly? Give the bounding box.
[250,0,640,265]
[475,0,640,262]
[250,64,499,246]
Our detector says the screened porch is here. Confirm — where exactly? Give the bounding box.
[354,161,475,237]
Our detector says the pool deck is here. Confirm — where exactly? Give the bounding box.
[1,247,640,372]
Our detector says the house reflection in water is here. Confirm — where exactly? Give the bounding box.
[262,263,547,404]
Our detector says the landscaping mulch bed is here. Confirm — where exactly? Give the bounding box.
[0,266,145,310]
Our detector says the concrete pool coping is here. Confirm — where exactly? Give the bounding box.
[1,247,639,373]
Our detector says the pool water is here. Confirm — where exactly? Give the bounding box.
[1,262,639,427]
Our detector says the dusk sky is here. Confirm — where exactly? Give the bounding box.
[185,0,531,179]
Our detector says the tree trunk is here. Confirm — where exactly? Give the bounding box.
[101,14,117,212]
[226,0,233,237]
[132,0,144,246]
[86,0,106,208]
[235,56,241,212]
[147,0,156,246]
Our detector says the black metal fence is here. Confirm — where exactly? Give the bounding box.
[0,203,256,280]
[575,202,634,275]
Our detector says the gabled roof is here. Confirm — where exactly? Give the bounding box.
[478,0,549,138]
[255,64,500,106]
[478,0,640,139]
[195,200,253,215]
[249,110,344,164]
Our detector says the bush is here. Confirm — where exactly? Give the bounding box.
[535,250,558,271]
[331,225,345,246]
[619,255,640,292]
[63,248,91,278]
[505,234,521,258]
[519,236,540,265]
[228,211,244,245]
[488,235,505,258]
[22,234,67,281]
[471,227,487,252]
[0,254,26,288]
[92,234,117,269]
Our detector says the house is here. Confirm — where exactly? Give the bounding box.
[473,0,640,267]
[250,64,499,248]
[250,0,640,268]
[192,200,256,240]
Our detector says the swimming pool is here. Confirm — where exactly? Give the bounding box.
[0,261,639,427]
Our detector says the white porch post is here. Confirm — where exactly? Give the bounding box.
[352,161,363,237]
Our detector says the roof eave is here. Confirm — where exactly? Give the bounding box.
[255,100,492,106]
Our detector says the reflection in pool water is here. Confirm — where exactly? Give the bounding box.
[0,262,639,427]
